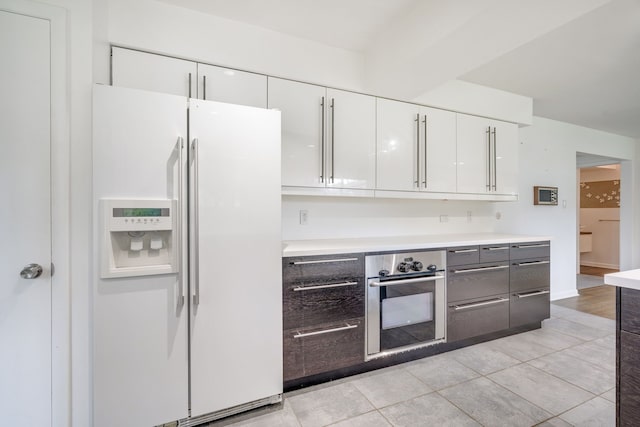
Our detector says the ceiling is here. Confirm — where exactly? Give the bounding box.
[158,0,640,139]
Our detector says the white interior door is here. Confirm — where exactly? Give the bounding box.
[0,10,52,426]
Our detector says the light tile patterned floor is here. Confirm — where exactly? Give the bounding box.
[209,304,616,427]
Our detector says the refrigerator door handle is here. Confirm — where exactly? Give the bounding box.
[191,138,200,306]
[177,137,185,311]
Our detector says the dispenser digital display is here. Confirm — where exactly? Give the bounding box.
[113,208,169,217]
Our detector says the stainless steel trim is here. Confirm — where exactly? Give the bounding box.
[484,246,509,251]
[293,323,357,338]
[415,113,420,187]
[450,248,478,254]
[291,257,358,265]
[452,297,508,311]
[202,75,206,100]
[293,281,358,291]
[452,265,509,274]
[365,338,446,361]
[320,96,325,183]
[191,138,200,306]
[188,73,192,98]
[516,260,550,266]
[515,290,550,299]
[486,126,491,190]
[178,394,282,426]
[422,114,427,188]
[177,137,185,309]
[20,263,43,279]
[369,274,444,287]
[492,127,497,191]
[330,98,335,183]
[514,243,550,249]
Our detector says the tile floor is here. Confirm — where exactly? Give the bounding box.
[209,304,616,427]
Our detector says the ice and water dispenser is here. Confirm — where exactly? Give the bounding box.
[100,199,178,278]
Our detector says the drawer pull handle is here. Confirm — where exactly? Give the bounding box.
[291,257,359,265]
[293,323,358,338]
[452,297,508,311]
[293,281,358,291]
[452,265,509,274]
[484,246,509,251]
[370,274,444,287]
[515,260,550,267]
[450,249,478,254]
[515,290,550,299]
[514,244,550,249]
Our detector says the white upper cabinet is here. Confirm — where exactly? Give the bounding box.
[112,47,197,98]
[268,77,376,191]
[325,88,376,190]
[197,63,267,108]
[377,99,456,194]
[456,113,518,196]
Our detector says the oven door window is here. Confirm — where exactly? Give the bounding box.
[379,279,436,351]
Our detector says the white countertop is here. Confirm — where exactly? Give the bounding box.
[282,233,552,257]
[605,269,640,291]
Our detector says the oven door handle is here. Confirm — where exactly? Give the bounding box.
[369,274,444,287]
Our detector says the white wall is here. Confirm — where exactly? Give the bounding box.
[579,166,620,269]
[282,196,496,241]
[494,117,637,300]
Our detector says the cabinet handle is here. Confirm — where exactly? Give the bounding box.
[452,297,508,311]
[486,126,491,191]
[514,243,550,249]
[290,257,359,265]
[293,281,358,291]
[515,260,550,267]
[415,113,420,188]
[422,115,428,188]
[449,248,478,254]
[188,73,192,98]
[484,246,509,251]
[202,75,206,100]
[452,265,509,274]
[515,290,550,299]
[320,96,325,183]
[293,323,358,339]
[330,98,335,184]
[492,127,497,191]
[191,138,200,306]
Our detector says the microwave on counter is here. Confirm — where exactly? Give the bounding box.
[534,186,558,205]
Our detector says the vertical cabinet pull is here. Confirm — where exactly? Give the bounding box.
[486,127,491,190]
[202,75,207,100]
[330,98,335,184]
[188,73,192,98]
[320,96,325,183]
[415,113,420,187]
[492,127,497,191]
[422,114,428,188]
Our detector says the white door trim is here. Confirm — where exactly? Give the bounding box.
[0,1,70,425]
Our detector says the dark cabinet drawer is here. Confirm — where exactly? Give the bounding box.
[447,246,480,266]
[620,331,640,425]
[283,254,364,284]
[283,317,364,381]
[510,241,550,260]
[447,294,510,342]
[479,244,510,262]
[621,288,640,334]
[509,288,550,328]
[283,279,364,330]
[510,258,550,293]
[447,262,509,302]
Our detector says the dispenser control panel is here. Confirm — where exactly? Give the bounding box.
[109,206,173,231]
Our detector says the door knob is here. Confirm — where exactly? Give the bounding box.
[20,263,43,279]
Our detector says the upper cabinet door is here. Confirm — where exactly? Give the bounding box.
[197,63,267,108]
[326,89,376,190]
[111,47,197,97]
[268,77,326,188]
[421,106,457,193]
[376,98,420,192]
[456,113,519,195]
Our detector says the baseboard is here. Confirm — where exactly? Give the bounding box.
[551,289,579,301]
[580,261,619,270]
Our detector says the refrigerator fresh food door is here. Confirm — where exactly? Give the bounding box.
[93,85,189,427]
[189,99,283,417]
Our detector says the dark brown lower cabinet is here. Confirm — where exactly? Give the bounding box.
[447,294,510,342]
[283,318,364,381]
[620,330,640,425]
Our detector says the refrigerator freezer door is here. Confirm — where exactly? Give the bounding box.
[189,100,283,417]
[93,85,189,427]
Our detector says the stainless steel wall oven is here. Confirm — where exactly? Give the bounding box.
[366,250,446,359]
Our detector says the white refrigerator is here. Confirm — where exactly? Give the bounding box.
[93,84,282,427]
